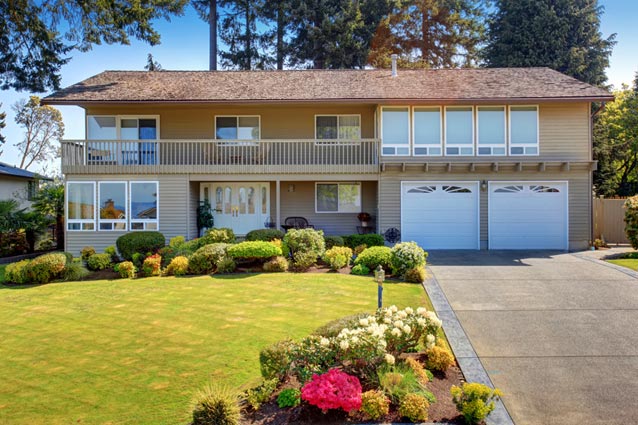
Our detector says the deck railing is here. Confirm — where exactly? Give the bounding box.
[61,139,380,174]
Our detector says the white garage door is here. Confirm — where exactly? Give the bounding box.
[401,182,479,249]
[489,182,568,250]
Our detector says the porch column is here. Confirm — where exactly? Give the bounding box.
[275,179,281,230]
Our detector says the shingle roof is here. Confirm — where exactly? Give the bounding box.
[0,162,50,180]
[42,67,613,105]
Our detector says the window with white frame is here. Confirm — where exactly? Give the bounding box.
[315,115,361,140]
[509,106,539,155]
[445,106,474,155]
[98,182,127,231]
[215,116,260,140]
[130,182,159,230]
[67,182,95,231]
[86,116,158,165]
[316,183,361,213]
[413,107,442,156]
[381,107,410,155]
[477,106,506,155]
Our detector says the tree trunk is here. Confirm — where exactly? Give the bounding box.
[276,2,285,70]
[56,214,64,250]
[245,4,252,69]
[209,0,217,70]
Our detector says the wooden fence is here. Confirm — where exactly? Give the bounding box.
[593,198,629,244]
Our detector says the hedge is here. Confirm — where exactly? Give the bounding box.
[116,231,166,261]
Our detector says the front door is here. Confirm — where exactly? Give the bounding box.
[200,182,270,235]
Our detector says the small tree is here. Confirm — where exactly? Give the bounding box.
[32,181,65,250]
[144,53,162,71]
[624,196,638,250]
[13,96,64,170]
[197,199,215,237]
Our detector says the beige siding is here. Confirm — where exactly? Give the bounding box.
[378,166,591,250]
[188,181,199,239]
[85,104,377,139]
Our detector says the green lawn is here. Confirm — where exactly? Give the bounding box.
[608,258,638,271]
[0,273,429,424]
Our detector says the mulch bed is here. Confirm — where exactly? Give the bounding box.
[82,269,121,281]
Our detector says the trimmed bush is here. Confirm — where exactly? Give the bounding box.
[158,245,191,268]
[324,235,345,249]
[270,238,290,257]
[116,261,136,279]
[322,246,353,270]
[354,246,392,271]
[290,251,318,271]
[61,262,90,281]
[263,256,289,272]
[391,242,427,278]
[24,253,67,284]
[284,228,325,270]
[344,234,385,249]
[625,196,638,249]
[259,339,294,381]
[116,231,165,261]
[169,235,185,248]
[104,245,118,262]
[350,264,370,275]
[404,266,427,283]
[87,253,112,271]
[313,312,370,338]
[215,257,236,274]
[188,243,229,275]
[142,254,162,276]
[425,342,455,372]
[165,256,189,276]
[360,390,390,420]
[81,246,96,261]
[353,244,367,256]
[227,241,282,261]
[201,228,235,245]
[5,260,31,284]
[183,237,206,252]
[245,378,278,410]
[192,382,241,425]
[62,252,74,264]
[245,229,284,241]
[451,382,502,424]
[399,393,429,422]
[277,388,301,408]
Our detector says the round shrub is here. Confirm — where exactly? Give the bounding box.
[353,246,392,271]
[312,312,370,338]
[399,393,429,422]
[404,266,427,283]
[245,378,278,411]
[81,246,96,261]
[87,253,112,271]
[290,251,318,271]
[322,246,353,270]
[301,369,362,412]
[24,252,67,284]
[116,231,165,261]
[104,245,118,262]
[215,257,236,274]
[169,235,185,248]
[245,229,285,241]
[451,382,502,425]
[188,243,229,275]
[425,343,455,372]
[284,228,325,268]
[192,382,241,425]
[165,256,189,276]
[391,242,427,278]
[227,241,282,261]
[344,234,385,249]
[353,244,367,256]
[142,253,162,276]
[324,235,345,249]
[62,252,74,264]
[259,339,294,381]
[201,228,235,245]
[350,264,370,275]
[116,261,136,279]
[277,388,301,408]
[263,256,289,272]
[360,390,390,420]
[182,237,206,252]
[5,259,31,284]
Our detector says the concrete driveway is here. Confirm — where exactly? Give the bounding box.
[427,249,638,425]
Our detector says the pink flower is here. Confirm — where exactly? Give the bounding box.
[301,369,362,412]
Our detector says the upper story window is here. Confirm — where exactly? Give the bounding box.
[445,107,474,156]
[87,116,158,140]
[509,106,539,155]
[315,115,361,140]
[477,106,506,156]
[413,107,442,156]
[215,116,260,140]
[67,182,95,231]
[381,107,410,156]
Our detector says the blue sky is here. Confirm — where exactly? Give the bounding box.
[0,1,636,173]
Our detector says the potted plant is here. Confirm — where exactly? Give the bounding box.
[357,212,371,227]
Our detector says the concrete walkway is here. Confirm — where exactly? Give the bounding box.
[427,249,638,425]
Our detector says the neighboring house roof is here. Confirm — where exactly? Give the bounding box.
[0,162,51,181]
[42,67,613,105]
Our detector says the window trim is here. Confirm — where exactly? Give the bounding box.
[315,182,362,214]
[380,106,411,156]
[314,114,362,143]
[411,106,443,157]
[129,181,160,231]
[476,105,507,156]
[444,106,475,156]
[98,181,128,231]
[508,105,540,156]
[66,181,96,232]
[214,115,261,144]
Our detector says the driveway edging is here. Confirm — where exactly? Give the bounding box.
[571,252,638,279]
[424,268,514,425]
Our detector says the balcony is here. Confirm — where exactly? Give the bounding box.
[61,139,380,175]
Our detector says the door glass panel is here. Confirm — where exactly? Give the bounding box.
[238,187,246,214]
[216,187,223,211]
[203,186,209,202]
[224,187,232,214]
[261,187,267,214]
[247,187,255,214]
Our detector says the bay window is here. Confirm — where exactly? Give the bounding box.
[413,107,442,156]
[98,182,127,231]
[477,106,506,155]
[509,106,539,155]
[315,115,361,140]
[445,107,474,155]
[381,107,410,155]
[67,182,95,231]
[215,116,260,140]
[130,182,159,230]
[316,182,361,213]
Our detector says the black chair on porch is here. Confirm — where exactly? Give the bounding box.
[281,216,315,232]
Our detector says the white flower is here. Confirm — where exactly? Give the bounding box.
[417,318,426,327]
[397,310,408,319]
[393,320,404,328]
[405,307,414,314]
[366,316,377,324]
[320,337,330,346]
[384,309,393,317]
[351,336,360,343]
[425,334,436,349]
[385,354,395,365]
[417,307,427,316]
[426,311,437,321]
[359,318,369,327]
[339,340,350,350]
[403,325,411,334]
[384,317,391,324]
[390,305,399,313]
[379,339,387,348]
[391,327,402,337]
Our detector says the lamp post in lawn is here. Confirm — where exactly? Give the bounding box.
[374,265,385,309]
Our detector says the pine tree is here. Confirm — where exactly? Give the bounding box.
[483,0,615,86]
[192,0,219,70]
[260,0,292,70]
[144,54,163,71]
[218,0,271,70]
[368,0,488,69]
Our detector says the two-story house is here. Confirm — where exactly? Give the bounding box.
[42,67,612,255]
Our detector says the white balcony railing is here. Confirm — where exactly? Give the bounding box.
[61,139,380,174]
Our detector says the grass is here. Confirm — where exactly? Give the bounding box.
[0,273,430,424]
[608,258,638,270]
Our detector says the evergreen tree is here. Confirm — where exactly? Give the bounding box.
[0,0,187,92]
[192,0,219,70]
[144,54,163,71]
[483,0,615,86]
[368,0,488,69]
[260,0,292,70]
[218,0,271,70]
